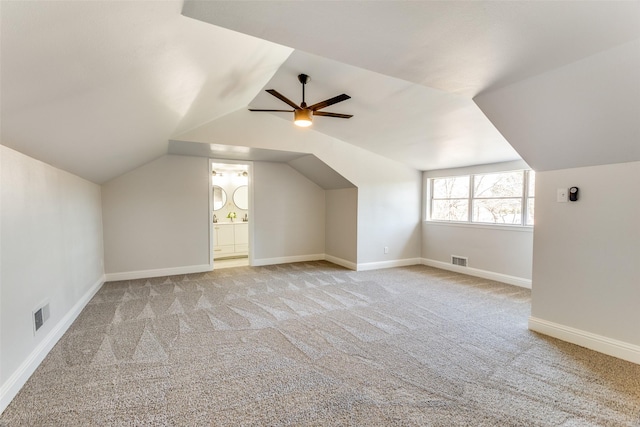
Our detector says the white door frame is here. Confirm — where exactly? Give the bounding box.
[208,158,254,269]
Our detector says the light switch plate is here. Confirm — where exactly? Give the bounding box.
[557,188,568,203]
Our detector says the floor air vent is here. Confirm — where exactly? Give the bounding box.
[451,256,468,267]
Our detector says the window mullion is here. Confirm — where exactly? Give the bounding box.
[427,179,433,220]
[468,175,474,223]
[521,171,528,226]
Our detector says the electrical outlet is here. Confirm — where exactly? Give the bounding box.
[557,188,568,203]
[384,246,389,254]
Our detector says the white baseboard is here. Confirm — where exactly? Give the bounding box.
[528,317,640,365]
[356,258,422,271]
[252,254,325,267]
[104,264,212,282]
[421,258,531,289]
[251,254,360,271]
[324,255,357,270]
[0,274,106,415]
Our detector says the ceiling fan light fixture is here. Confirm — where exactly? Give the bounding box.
[294,109,313,127]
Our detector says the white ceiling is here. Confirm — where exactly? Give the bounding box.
[183,1,640,97]
[2,1,639,183]
[247,50,520,171]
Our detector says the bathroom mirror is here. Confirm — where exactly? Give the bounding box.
[233,185,249,210]
[212,186,227,211]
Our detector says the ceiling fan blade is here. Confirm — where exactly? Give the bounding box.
[249,109,294,112]
[308,94,351,111]
[266,89,300,110]
[313,111,353,119]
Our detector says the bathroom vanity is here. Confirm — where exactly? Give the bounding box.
[213,222,248,259]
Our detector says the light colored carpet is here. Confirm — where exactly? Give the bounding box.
[2,262,639,426]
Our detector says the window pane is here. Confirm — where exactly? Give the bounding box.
[472,199,522,224]
[473,171,523,198]
[528,171,536,197]
[431,199,469,221]
[432,176,469,199]
[526,198,535,226]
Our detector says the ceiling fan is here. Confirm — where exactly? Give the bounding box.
[249,74,353,127]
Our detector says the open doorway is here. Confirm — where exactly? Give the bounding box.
[210,160,251,269]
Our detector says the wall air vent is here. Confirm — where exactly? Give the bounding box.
[451,256,468,267]
[33,301,50,334]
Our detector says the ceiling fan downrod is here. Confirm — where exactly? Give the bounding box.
[298,74,309,108]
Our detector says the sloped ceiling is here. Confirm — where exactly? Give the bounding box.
[287,155,355,190]
[183,0,640,172]
[182,1,640,97]
[2,1,639,184]
[475,40,640,171]
[0,1,291,183]
[169,140,353,190]
[168,140,306,164]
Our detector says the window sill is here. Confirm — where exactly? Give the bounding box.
[423,220,533,233]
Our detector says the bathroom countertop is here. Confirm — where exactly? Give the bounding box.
[214,221,248,225]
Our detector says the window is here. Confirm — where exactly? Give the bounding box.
[431,175,469,221]
[428,170,535,226]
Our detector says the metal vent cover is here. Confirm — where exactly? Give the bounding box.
[451,256,468,267]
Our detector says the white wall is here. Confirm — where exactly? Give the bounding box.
[102,155,327,273]
[175,109,423,267]
[102,155,210,277]
[530,162,640,356]
[422,160,534,285]
[325,188,358,267]
[356,179,421,267]
[422,224,533,283]
[252,162,325,263]
[1,145,104,412]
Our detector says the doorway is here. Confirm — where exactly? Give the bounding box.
[210,160,252,269]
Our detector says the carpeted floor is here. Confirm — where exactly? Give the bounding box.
[2,262,639,426]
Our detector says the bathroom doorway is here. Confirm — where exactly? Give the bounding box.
[210,160,252,269]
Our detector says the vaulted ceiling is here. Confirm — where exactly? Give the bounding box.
[2,1,639,183]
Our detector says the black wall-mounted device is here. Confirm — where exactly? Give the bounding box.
[569,187,579,202]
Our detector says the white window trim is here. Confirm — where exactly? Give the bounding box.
[424,220,534,233]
